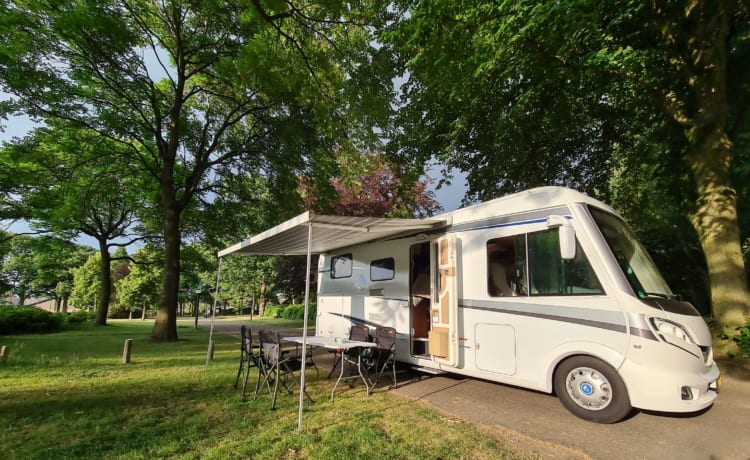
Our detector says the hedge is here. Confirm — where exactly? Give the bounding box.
[262,303,317,320]
[0,306,93,335]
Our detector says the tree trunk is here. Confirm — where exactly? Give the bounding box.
[151,204,182,341]
[686,143,750,330]
[678,1,750,331]
[259,282,267,316]
[141,302,147,320]
[95,241,112,326]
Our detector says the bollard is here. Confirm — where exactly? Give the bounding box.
[207,341,215,361]
[0,345,9,362]
[122,339,133,364]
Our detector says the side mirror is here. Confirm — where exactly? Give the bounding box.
[547,215,576,260]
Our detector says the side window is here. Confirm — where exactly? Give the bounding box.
[370,258,395,281]
[487,236,527,297]
[330,253,352,279]
[527,230,604,296]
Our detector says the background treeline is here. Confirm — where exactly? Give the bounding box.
[0,0,748,349]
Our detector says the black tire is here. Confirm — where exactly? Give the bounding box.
[553,355,632,423]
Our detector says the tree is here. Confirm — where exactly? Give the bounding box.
[1,1,393,340]
[382,0,750,331]
[303,149,442,218]
[27,236,93,312]
[70,253,102,311]
[1,235,36,305]
[221,255,277,317]
[1,125,147,324]
[116,246,162,320]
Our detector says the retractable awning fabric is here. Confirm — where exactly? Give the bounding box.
[218,211,448,257]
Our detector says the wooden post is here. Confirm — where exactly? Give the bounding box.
[122,339,133,364]
[206,341,215,361]
[0,346,9,362]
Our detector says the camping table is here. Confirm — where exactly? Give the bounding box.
[283,336,376,401]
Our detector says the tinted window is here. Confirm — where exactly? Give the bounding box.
[486,229,604,297]
[370,258,395,281]
[527,230,604,296]
[330,254,352,279]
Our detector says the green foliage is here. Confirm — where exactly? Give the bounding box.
[69,253,102,310]
[0,305,93,334]
[1,0,397,341]
[0,305,62,334]
[63,309,94,324]
[261,303,317,320]
[733,320,750,358]
[262,305,282,318]
[382,0,750,327]
[279,302,317,321]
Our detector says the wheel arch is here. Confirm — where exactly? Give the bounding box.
[543,342,627,394]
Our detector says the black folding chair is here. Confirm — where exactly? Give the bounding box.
[233,325,260,397]
[296,341,319,378]
[364,326,397,393]
[327,324,371,379]
[254,329,313,409]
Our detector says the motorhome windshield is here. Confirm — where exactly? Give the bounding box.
[588,206,675,300]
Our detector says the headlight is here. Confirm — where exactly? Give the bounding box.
[650,317,695,344]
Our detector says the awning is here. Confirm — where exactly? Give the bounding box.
[218,211,448,257]
[213,210,447,432]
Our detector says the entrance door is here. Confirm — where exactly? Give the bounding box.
[429,234,458,366]
[409,242,431,356]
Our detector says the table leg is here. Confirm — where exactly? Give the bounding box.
[331,349,345,401]
[358,353,372,394]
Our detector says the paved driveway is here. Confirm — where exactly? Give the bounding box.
[201,318,750,459]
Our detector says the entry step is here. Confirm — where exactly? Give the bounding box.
[412,366,446,375]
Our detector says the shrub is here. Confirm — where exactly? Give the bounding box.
[733,321,750,358]
[261,303,317,320]
[263,305,282,318]
[280,303,316,320]
[107,306,143,319]
[63,310,95,324]
[0,306,63,335]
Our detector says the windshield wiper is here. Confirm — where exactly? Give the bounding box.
[642,292,680,301]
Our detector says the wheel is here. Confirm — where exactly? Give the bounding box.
[553,355,631,423]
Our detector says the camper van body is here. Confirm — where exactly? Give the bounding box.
[314,187,720,423]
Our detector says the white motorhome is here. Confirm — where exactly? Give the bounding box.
[220,186,720,423]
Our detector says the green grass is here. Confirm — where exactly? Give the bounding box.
[0,320,535,460]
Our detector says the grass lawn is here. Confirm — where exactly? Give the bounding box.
[0,320,535,459]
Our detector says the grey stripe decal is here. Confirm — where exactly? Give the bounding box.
[326,300,658,341]
[460,300,627,334]
[627,313,658,341]
[629,327,658,341]
[461,299,657,341]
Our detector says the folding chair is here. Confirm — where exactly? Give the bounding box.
[233,325,260,397]
[327,324,371,379]
[364,326,397,393]
[296,341,319,378]
[254,329,312,409]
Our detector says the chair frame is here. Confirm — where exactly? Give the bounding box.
[255,329,313,409]
[364,326,397,393]
[326,324,371,379]
[234,325,260,397]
